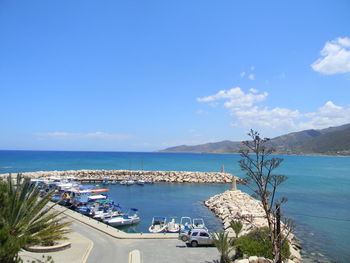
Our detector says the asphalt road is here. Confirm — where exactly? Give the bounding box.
[71,221,219,263]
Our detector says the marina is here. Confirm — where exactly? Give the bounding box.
[30,175,225,234]
[1,151,350,262]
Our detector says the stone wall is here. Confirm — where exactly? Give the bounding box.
[0,170,241,184]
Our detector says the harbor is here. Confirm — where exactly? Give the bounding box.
[1,151,349,262]
[28,173,229,234]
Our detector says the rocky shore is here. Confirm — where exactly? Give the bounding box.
[0,169,241,184]
[205,189,302,263]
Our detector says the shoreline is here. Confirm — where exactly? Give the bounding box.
[157,151,350,157]
[1,149,349,157]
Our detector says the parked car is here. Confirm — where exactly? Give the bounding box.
[178,228,213,247]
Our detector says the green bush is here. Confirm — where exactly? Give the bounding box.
[234,227,290,260]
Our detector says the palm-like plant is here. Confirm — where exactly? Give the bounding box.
[0,174,71,263]
[212,232,234,263]
[230,220,243,238]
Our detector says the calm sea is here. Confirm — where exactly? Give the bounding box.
[0,150,349,262]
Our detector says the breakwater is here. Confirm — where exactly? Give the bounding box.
[205,190,302,262]
[0,169,241,184]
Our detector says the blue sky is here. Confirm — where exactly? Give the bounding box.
[0,0,349,151]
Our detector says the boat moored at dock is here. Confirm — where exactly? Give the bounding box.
[149,216,167,233]
[166,217,180,233]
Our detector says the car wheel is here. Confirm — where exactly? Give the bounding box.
[191,241,198,247]
[181,235,189,242]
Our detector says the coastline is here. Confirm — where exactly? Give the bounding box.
[157,150,350,157]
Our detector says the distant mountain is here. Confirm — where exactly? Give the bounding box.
[158,123,350,155]
[161,140,241,154]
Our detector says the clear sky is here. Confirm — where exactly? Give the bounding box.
[0,0,349,151]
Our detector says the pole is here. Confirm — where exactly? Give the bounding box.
[231,176,237,191]
[276,203,282,263]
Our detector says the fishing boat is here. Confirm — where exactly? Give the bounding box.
[180,216,192,232]
[76,204,94,215]
[105,208,141,227]
[166,216,180,233]
[96,210,123,221]
[149,216,167,233]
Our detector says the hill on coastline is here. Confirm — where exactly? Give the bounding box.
[158,124,350,155]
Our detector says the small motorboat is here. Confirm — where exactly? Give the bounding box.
[105,208,141,227]
[149,216,167,233]
[192,218,207,229]
[166,217,180,233]
[137,179,145,185]
[76,205,92,215]
[126,178,134,185]
[144,180,154,184]
[120,178,134,185]
[180,216,192,232]
[120,180,127,185]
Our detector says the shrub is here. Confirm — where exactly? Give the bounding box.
[234,227,290,260]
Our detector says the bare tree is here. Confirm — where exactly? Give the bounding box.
[239,130,294,262]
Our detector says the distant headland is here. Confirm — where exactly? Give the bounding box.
[158,123,350,156]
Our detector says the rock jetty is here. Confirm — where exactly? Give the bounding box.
[205,190,302,263]
[0,170,241,184]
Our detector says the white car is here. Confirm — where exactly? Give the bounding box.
[178,228,213,247]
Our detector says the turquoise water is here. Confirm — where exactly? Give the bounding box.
[103,183,229,234]
[0,151,349,262]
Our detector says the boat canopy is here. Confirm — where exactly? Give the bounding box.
[88,194,107,200]
[91,189,109,193]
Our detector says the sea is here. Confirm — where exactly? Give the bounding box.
[0,150,349,262]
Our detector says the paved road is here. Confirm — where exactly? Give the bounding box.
[71,221,219,263]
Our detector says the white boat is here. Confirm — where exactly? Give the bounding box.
[99,210,123,221]
[120,180,127,185]
[180,216,192,232]
[192,218,207,229]
[149,216,167,233]
[105,209,141,227]
[126,179,135,185]
[120,179,134,186]
[166,217,180,233]
[137,179,145,185]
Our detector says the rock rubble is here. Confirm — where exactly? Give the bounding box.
[205,189,302,263]
[0,170,241,184]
